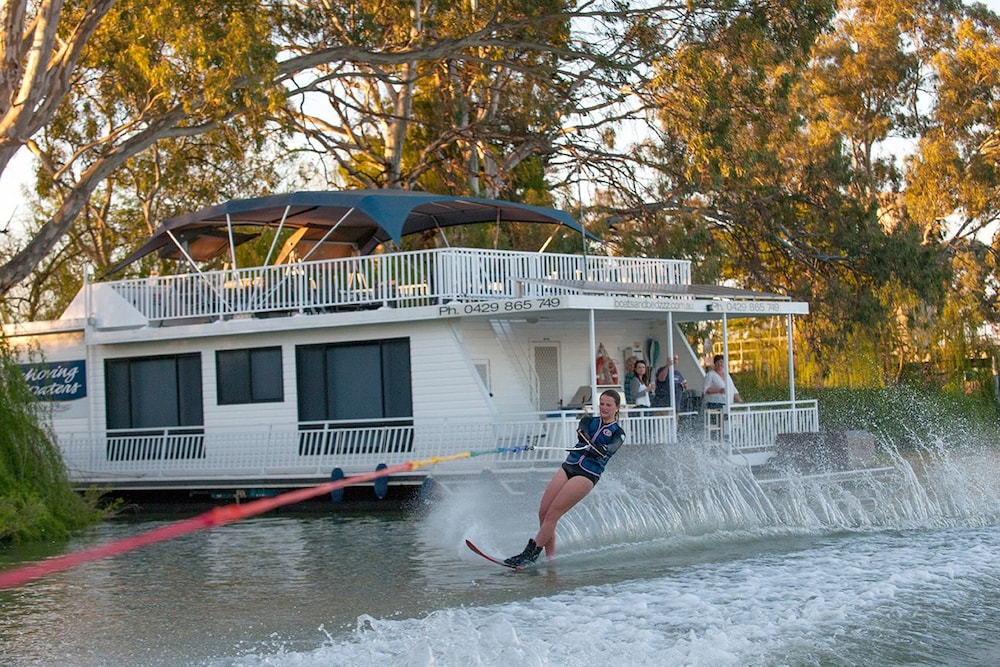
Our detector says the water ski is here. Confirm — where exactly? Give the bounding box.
[465,539,530,571]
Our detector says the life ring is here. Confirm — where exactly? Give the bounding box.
[596,355,620,385]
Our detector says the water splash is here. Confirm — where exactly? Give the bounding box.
[420,399,1000,561]
[569,430,1000,547]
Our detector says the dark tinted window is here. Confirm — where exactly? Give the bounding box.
[217,347,283,404]
[105,354,203,429]
[296,338,411,422]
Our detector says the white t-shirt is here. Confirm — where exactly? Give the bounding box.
[703,369,737,406]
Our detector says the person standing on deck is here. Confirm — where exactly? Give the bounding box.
[703,354,742,409]
[652,355,687,409]
[629,360,652,408]
[504,390,626,567]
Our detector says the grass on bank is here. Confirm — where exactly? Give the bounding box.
[0,341,103,543]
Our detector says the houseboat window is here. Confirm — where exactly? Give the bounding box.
[295,338,412,421]
[105,353,203,428]
[216,347,283,405]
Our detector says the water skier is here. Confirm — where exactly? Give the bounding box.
[504,389,626,567]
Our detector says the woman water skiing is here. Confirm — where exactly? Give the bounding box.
[504,389,626,567]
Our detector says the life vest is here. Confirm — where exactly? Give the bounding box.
[565,416,626,479]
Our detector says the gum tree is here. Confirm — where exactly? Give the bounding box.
[0,0,281,296]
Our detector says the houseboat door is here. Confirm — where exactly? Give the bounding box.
[533,342,561,411]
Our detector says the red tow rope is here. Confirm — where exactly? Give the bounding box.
[0,446,531,589]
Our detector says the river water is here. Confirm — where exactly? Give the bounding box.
[2,436,1000,666]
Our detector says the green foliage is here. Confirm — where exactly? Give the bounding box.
[399,0,573,196]
[0,339,102,542]
[812,384,1000,450]
[83,0,281,121]
[738,376,1000,450]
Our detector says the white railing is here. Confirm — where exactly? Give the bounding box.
[56,405,817,487]
[106,427,206,461]
[725,400,819,457]
[297,419,416,457]
[103,248,692,324]
[622,408,676,445]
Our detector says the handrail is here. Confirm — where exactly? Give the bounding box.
[103,248,692,324]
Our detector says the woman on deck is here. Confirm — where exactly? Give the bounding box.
[629,360,652,408]
[504,389,626,567]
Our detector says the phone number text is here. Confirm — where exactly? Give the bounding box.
[437,297,562,316]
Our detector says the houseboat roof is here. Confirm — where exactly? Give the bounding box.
[107,190,594,274]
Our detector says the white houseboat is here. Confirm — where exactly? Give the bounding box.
[5,190,821,498]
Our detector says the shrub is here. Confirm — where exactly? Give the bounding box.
[0,338,102,542]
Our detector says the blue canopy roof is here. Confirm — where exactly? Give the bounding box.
[108,190,593,273]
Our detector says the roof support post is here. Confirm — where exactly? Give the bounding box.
[298,207,355,263]
[588,308,597,413]
[667,310,676,443]
[263,205,293,266]
[721,311,731,445]
[787,313,797,417]
[226,214,238,271]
